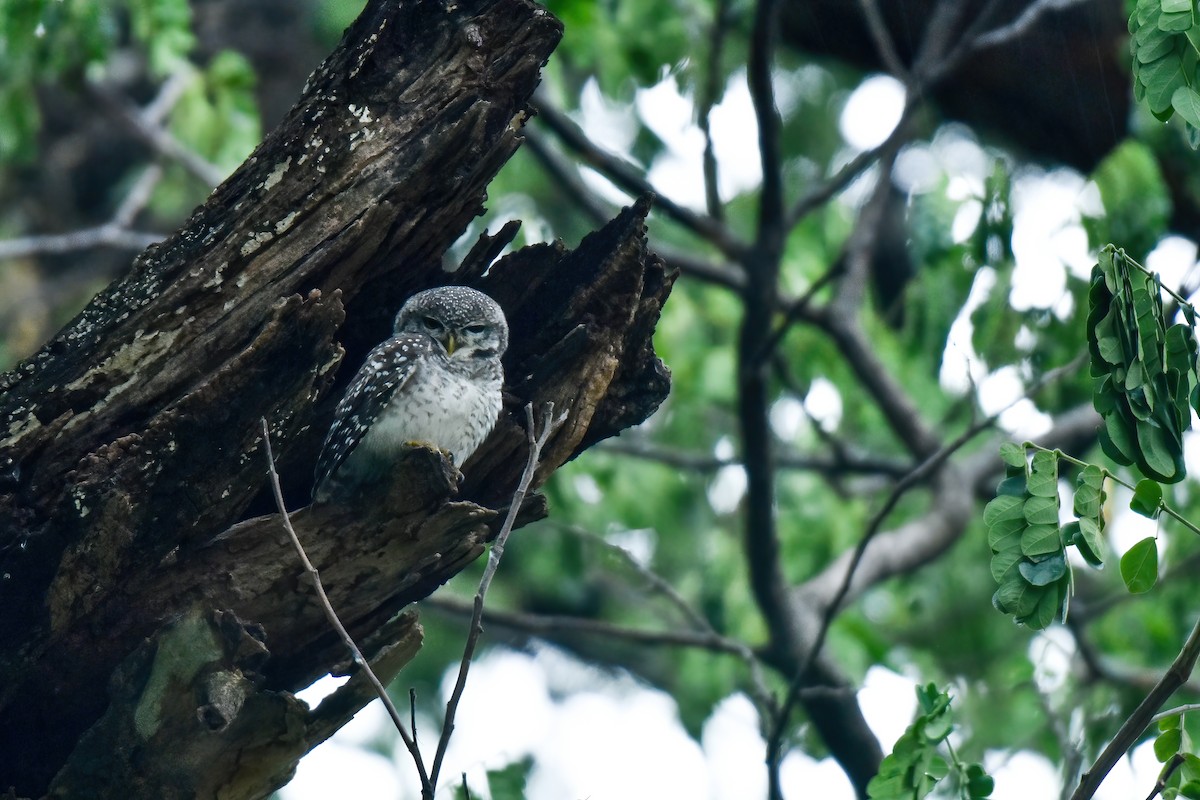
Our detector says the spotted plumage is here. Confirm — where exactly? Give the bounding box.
[313,286,508,501]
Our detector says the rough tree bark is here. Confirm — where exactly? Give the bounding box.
[0,1,673,797]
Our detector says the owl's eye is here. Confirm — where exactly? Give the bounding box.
[422,316,444,331]
[463,323,487,335]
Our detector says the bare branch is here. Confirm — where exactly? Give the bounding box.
[259,418,432,795]
[533,97,750,262]
[748,0,784,250]
[552,523,778,718]
[596,437,911,478]
[428,403,565,793]
[425,596,750,656]
[87,79,226,187]
[766,414,992,787]
[857,0,909,80]
[1071,617,1200,800]
[699,0,734,221]
[523,131,746,292]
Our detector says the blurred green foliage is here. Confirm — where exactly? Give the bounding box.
[7,0,1200,796]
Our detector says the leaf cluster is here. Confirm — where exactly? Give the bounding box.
[1153,714,1200,799]
[1088,245,1200,483]
[867,684,993,800]
[985,448,1106,630]
[1130,0,1200,146]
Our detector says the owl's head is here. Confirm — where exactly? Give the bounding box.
[394,286,509,361]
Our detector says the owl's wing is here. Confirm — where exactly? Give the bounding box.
[312,334,431,499]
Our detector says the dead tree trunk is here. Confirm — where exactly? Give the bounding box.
[0,1,673,797]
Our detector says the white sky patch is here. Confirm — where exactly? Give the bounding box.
[1008,169,1093,309]
[839,74,906,151]
[858,666,918,751]
[708,464,748,514]
[1184,430,1200,477]
[1107,486,1162,558]
[770,396,808,440]
[282,741,403,800]
[579,165,635,208]
[525,689,710,799]
[941,267,996,394]
[1093,740,1161,799]
[576,77,638,155]
[634,70,765,207]
[805,377,843,431]
[714,436,736,461]
[780,751,856,798]
[976,365,1053,436]
[1145,234,1198,295]
[1028,627,1075,693]
[985,750,1059,800]
[573,473,603,504]
[294,672,350,709]
[434,651,555,778]
[894,144,942,195]
[604,527,657,567]
[977,366,1024,417]
[952,199,983,243]
[703,695,771,799]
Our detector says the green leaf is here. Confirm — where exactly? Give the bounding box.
[1162,0,1191,14]
[984,494,1025,525]
[1021,524,1063,557]
[1075,517,1107,566]
[1026,451,1059,497]
[1174,86,1200,129]
[1181,779,1200,800]
[1131,478,1164,518]
[1138,420,1185,482]
[1160,10,1194,31]
[990,549,1023,583]
[966,762,995,798]
[1022,584,1064,630]
[1019,553,1067,586]
[1121,537,1160,593]
[1101,409,1137,465]
[1023,496,1060,526]
[996,475,1027,497]
[1156,728,1184,762]
[995,575,1042,618]
[988,516,1025,552]
[999,442,1026,468]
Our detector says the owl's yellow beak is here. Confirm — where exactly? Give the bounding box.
[444,332,458,355]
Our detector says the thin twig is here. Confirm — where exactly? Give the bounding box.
[1145,754,1186,800]
[427,402,564,792]
[0,165,165,261]
[1070,617,1200,800]
[533,97,750,262]
[88,78,226,187]
[595,437,910,478]
[857,0,909,80]
[426,595,751,656]
[552,523,779,718]
[698,0,734,220]
[764,412,996,782]
[1150,702,1200,726]
[260,418,431,795]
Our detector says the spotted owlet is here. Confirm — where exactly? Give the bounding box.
[312,286,508,501]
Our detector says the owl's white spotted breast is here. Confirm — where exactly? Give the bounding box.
[354,354,503,467]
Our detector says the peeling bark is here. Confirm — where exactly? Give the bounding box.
[0,1,674,796]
